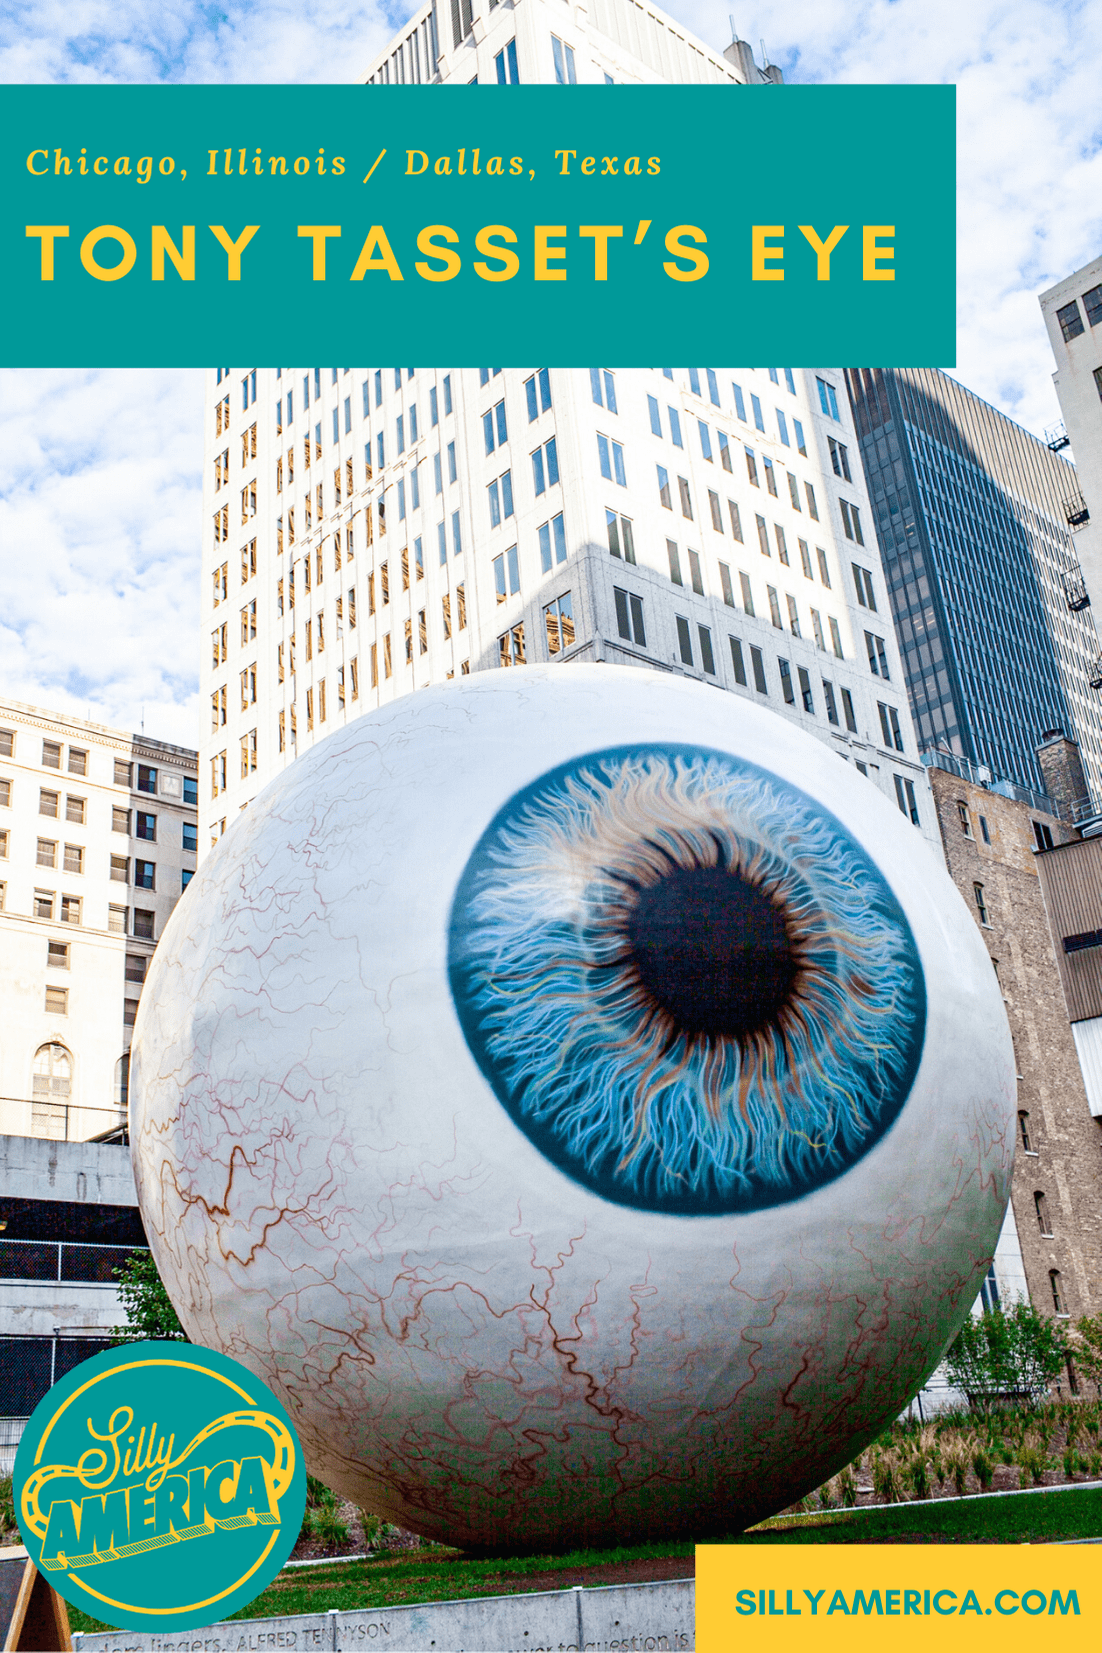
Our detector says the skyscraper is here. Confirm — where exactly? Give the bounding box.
[845,367,1102,806]
[198,4,934,854]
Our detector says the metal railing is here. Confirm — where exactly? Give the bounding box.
[1065,491,1090,528]
[1064,573,1091,611]
[1045,421,1070,451]
[0,1236,145,1285]
[920,749,1060,815]
[0,1095,127,1144]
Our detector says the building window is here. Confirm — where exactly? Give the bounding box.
[135,811,156,842]
[36,838,57,868]
[0,727,13,758]
[816,377,841,419]
[47,939,69,970]
[538,514,567,571]
[590,368,618,412]
[1050,1269,1068,1316]
[531,438,559,496]
[483,399,507,455]
[667,540,683,586]
[498,622,526,667]
[597,433,626,486]
[875,703,904,751]
[551,34,577,82]
[524,369,552,421]
[134,859,156,891]
[865,632,889,677]
[65,794,85,825]
[614,587,647,648]
[183,821,198,852]
[1084,284,1102,328]
[957,801,973,837]
[729,637,747,685]
[973,881,989,925]
[894,775,920,825]
[840,501,865,544]
[1018,1111,1035,1153]
[606,510,636,563]
[1034,1190,1053,1236]
[840,687,857,732]
[675,616,694,667]
[68,747,87,776]
[543,592,576,655]
[60,894,81,925]
[39,788,59,818]
[828,436,852,481]
[822,679,839,725]
[42,739,61,770]
[852,563,876,608]
[32,1043,71,1132]
[63,844,83,875]
[797,665,814,712]
[495,38,520,82]
[1033,819,1055,851]
[137,764,158,794]
[657,465,671,509]
[108,904,127,934]
[979,815,991,844]
[45,985,69,1015]
[133,909,155,939]
[749,645,768,695]
[1056,300,1084,342]
[678,476,693,519]
[698,625,716,675]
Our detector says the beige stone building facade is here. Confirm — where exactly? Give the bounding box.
[926,758,1102,1331]
[0,700,198,1143]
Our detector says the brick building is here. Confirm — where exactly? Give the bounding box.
[926,756,1102,1330]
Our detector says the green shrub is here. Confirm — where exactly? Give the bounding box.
[111,1251,187,1343]
[945,1302,1068,1409]
[971,1448,993,1491]
[872,1456,900,1503]
[315,1504,350,1549]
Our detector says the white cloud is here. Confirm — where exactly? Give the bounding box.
[0,367,204,747]
[1,0,1100,744]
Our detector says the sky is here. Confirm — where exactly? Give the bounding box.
[1,0,1100,749]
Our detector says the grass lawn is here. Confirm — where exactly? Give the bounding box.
[746,1484,1102,1544]
[65,1487,1101,1636]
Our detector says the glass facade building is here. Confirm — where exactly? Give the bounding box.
[846,367,1102,803]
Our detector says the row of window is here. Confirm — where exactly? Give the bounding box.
[1055,282,1102,342]
[0,783,195,844]
[4,883,163,933]
[0,732,185,800]
[38,982,144,1023]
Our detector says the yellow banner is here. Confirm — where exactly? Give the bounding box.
[697,1544,1100,1653]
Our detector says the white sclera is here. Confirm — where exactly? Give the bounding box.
[131,666,1015,1549]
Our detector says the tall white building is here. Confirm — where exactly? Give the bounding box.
[1039,256,1102,627]
[198,2,935,853]
[0,701,198,1143]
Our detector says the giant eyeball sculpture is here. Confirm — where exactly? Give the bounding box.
[131,666,1014,1550]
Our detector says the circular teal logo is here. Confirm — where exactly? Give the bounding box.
[13,1340,306,1632]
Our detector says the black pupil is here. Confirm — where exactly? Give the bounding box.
[627,866,796,1039]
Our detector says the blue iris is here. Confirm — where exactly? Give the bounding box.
[448,744,925,1216]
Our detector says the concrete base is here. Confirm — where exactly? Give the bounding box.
[72,1576,695,1652]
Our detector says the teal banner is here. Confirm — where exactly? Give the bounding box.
[3,84,954,366]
